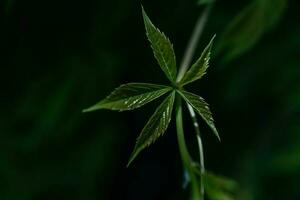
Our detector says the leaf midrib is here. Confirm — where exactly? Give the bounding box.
[150,31,176,82]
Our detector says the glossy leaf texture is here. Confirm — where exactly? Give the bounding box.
[142,7,177,83]
[203,171,238,200]
[179,35,215,86]
[216,0,287,62]
[127,91,175,166]
[83,83,171,112]
[179,90,220,140]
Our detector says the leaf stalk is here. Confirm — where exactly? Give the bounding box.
[176,96,202,200]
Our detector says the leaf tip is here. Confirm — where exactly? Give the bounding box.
[212,33,217,39]
[214,129,221,142]
[126,161,131,168]
[209,34,217,47]
[217,135,221,142]
[82,108,92,113]
[210,123,221,141]
[126,149,140,167]
[141,4,145,12]
[82,104,101,113]
[141,5,148,20]
[126,158,134,168]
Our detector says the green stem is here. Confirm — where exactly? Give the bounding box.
[187,104,205,198]
[176,4,214,199]
[177,5,213,82]
[176,96,201,200]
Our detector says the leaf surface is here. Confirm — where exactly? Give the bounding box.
[83,83,171,112]
[127,91,175,166]
[179,35,215,86]
[142,7,177,82]
[179,90,220,140]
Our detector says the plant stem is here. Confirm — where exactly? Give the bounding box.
[187,104,205,197]
[177,5,213,82]
[176,96,201,200]
[176,4,214,199]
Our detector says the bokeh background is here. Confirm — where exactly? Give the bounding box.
[1,0,299,199]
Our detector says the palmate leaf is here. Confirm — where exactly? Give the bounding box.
[179,35,215,86]
[142,7,177,83]
[179,90,220,140]
[83,83,171,112]
[127,91,175,166]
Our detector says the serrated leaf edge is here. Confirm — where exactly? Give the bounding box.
[142,6,177,83]
[179,35,216,86]
[177,90,220,141]
[83,83,172,112]
[127,91,175,166]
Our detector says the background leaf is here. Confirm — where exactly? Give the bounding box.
[142,7,177,83]
[216,0,287,62]
[83,83,171,112]
[203,171,238,200]
[179,35,215,86]
[127,91,175,166]
[179,90,220,140]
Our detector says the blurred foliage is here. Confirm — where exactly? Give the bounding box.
[216,0,287,62]
[203,172,238,200]
[0,0,299,199]
[198,0,215,6]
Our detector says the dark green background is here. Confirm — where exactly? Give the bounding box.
[1,0,299,199]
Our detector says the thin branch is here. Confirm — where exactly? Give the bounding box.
[176,98,201,200]
[177,5,212,82]
[177,4,214,199]
[187,104,205,197]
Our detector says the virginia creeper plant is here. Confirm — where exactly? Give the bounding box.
[84,6,237,200]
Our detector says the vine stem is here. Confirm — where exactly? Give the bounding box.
[187,104,205,197]
[176,5,213,82]
[176,4,214,200]
[175,97,201,200]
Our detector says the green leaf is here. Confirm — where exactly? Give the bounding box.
[203,171,238,200]
[83,83,171,112]
[179,90,220,140]
[216,0,287,62]
[179,35,215,86]
[142,7,177,83]
[127,91,175,166]
[204,172,238,192]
